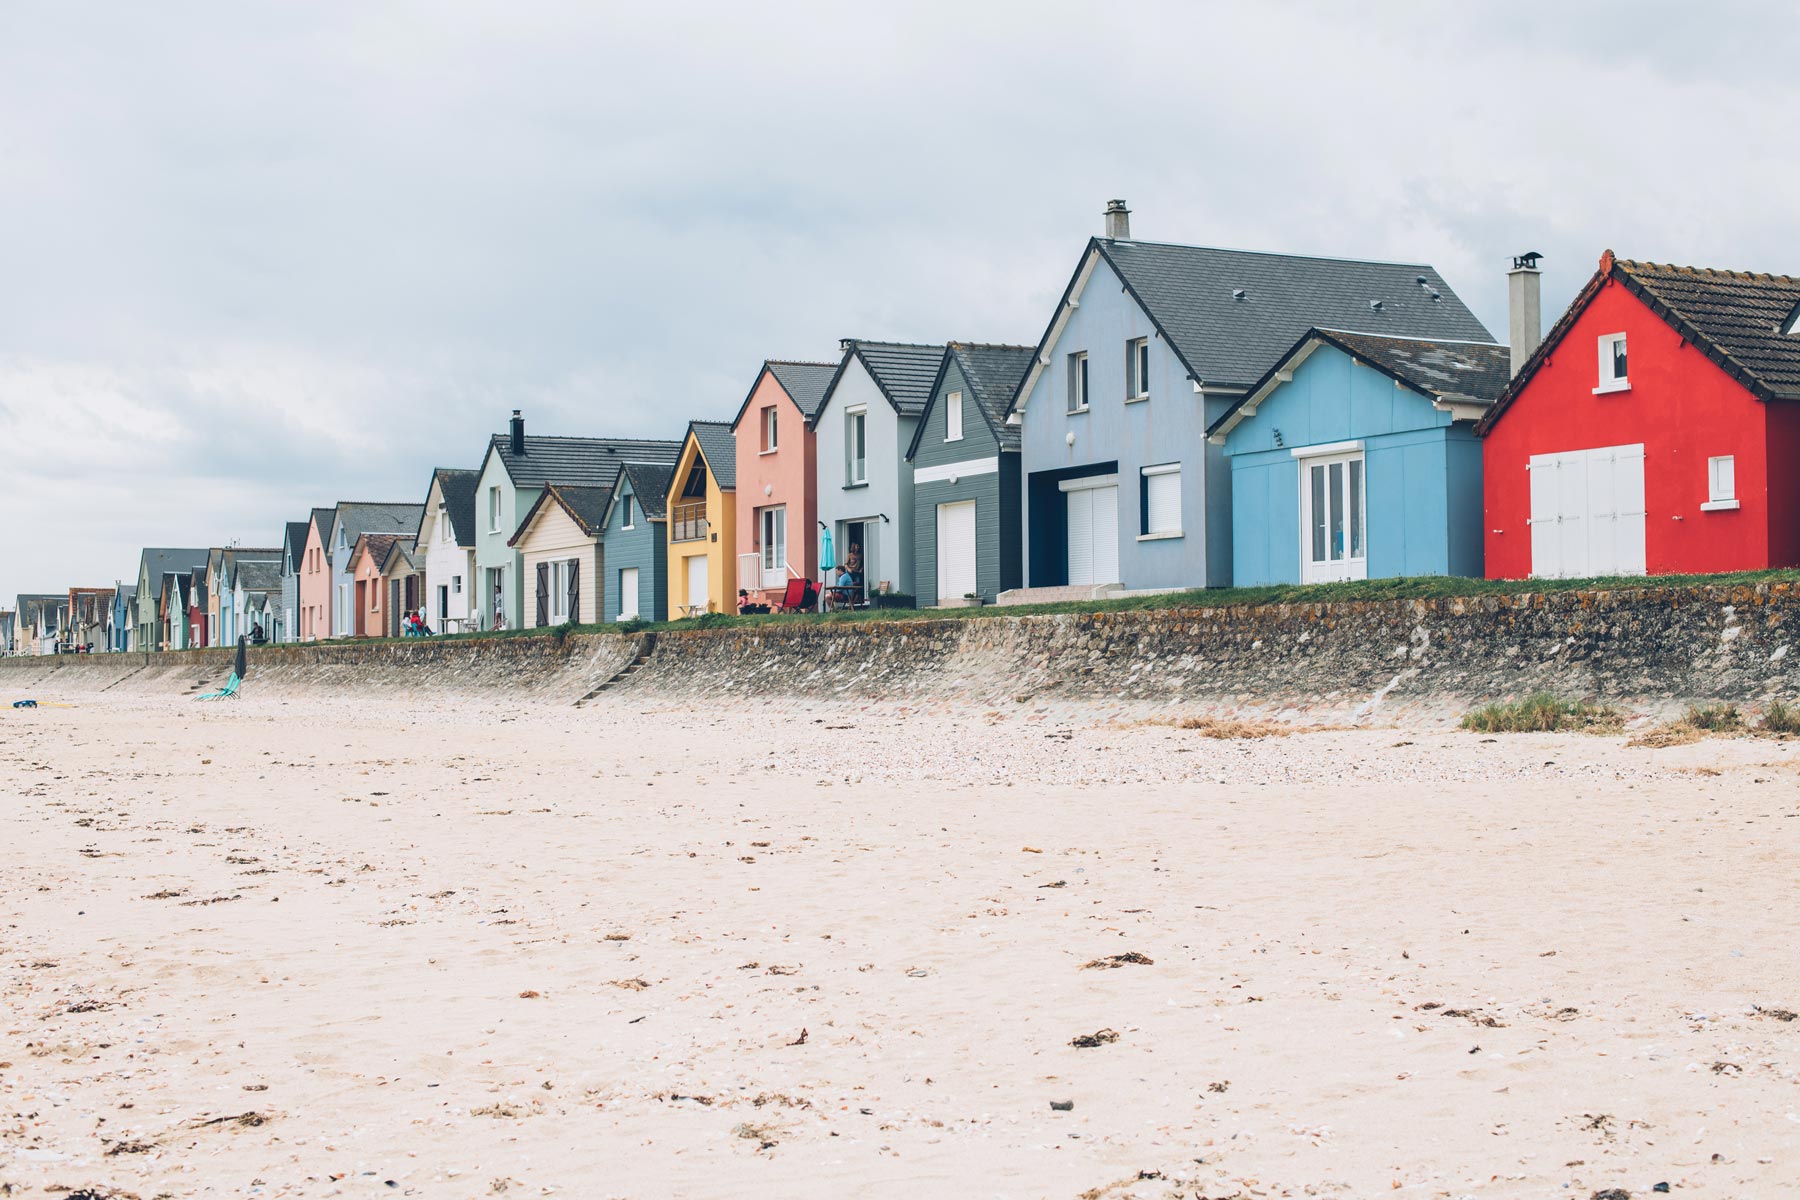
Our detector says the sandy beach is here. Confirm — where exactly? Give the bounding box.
[3,688,1799,1199]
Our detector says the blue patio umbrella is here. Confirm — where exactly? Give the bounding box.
[819,525,836,573]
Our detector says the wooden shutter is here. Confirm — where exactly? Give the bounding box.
[567,559,580,623]
[535,562,549,627]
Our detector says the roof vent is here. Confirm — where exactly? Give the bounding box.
[1369,300,1384,313]
[1232,288,1246,301]
[1415,275,1429,286]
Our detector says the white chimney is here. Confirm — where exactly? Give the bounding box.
[1103,199,1131,240]
[1508,252,1543,376]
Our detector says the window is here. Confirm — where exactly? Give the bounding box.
[1140,463,1182,537]
[1595,333,1629,393]
[1301,452,1367,582]
[370,583,379,611]
[488,486,502,531]
[945,390,964,441]
[337,529,347,552]
[845,407,867,485]
[762,406,779,453]
[452,575,462,594]
[1704,455,1739,510]
[1067,352,1089,413]
[549,559,576,622]
[621,494,635,529]
[1126,338,1150,401]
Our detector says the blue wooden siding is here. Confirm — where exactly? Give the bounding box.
[1222,344,1483,584]
[601,479,667,622]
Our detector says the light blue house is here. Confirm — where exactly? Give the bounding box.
[1208,329,1510,585]
[600,461,674,622]
[1005,200,1493,595]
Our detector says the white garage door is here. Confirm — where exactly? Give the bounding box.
[936,501,977,602]
[1063,479,1119,586]
[1529,444,1646,579]
[618,567,639,620]
[686,555,708,613]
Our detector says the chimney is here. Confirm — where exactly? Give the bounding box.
[509,409,525,456]
[1103,199,1131,240]
[1507,252,1544,376]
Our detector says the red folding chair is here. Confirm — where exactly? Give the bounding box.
[774,578,813,613]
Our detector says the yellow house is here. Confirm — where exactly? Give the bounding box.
[667,420,737,616]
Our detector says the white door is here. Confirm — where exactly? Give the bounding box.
[936,500,978,601]
[760,506,787,588]
[686,556,709,612]
[1300,452,1368,583]
[1063,481,1119,586]
[618,567,639,620]
[1528,444,1646,579]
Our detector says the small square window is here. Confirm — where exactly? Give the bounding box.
[1126,337,1150,400]
[945,390,963,441]
[1704,455,1738,510]
[1595,333,1629,393]
[1067,352,1089,413]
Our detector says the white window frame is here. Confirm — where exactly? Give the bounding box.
[1703,454,1739,511]
[762,406,779,454]
[1138,462,1183,539]
[945,390,963,442]
[548,558,575,622]
[1126,337,1150,402]
[488,486,502,532]
[1594,332,1630,394]
[1297,447,1368,583]
[758,504,788,586]
[1067,351,1089,413]
[452,575,462,594]
[845,407,868,486]
[620,494,635,530]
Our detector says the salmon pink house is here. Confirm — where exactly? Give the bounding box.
[731,360,837,607]
[1479,251,1800,579]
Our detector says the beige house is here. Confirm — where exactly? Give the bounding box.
[506,483,609,627]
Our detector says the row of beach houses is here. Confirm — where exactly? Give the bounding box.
[11,201,1800,654]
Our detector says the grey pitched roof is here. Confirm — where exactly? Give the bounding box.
[283,520,311,560]
[116,584,137,601]
[431,468,481,545]
[236,558,283,592]
[844,340,947,418]
[766,361,838,421]
[332,503,425,563]
[950,342,1035,451]
[487,433,683,491]
[1019,239,1494,409]
[618,461,674,520]
[309,507,337,549]
[514,484,614,543]
[687,420,737,490]
[139,548,209,599]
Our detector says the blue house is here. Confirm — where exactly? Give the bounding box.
[1005,200,1493,595]
[600,461,674,622]
[1208,329,1510,585]
[905,342,1035,606]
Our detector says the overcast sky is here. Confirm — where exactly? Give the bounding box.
[3,1,1794,602]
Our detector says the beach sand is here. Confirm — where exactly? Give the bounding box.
[2,689,1798,1198]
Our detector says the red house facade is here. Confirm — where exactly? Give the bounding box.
[1479,251,1800,579]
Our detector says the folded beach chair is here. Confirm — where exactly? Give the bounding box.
[774,578,811,613]
[196,671,241,701]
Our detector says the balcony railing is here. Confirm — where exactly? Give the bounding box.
[671,501,710,543]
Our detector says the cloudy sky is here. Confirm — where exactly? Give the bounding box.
[2,1,1794,602]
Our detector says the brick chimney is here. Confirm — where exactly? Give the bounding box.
[1103,199,1131,240]
[1507,252,1543,376]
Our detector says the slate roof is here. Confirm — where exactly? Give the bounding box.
[513,484,616,544]
[487,434,683,491]
[353,533,404,568]
[236,558,283,592]
[687,420,737,490]
[430,468,481,545]
[819,340,948,422]
[116,584,137,601]
[730,359,840,431]
[283,520,312,562]
[952,342,1036,451]
[1014,239,1494,411]
[332,503,425,563]
[1209,328,1510,441]
[379,538,419,574]
[1479,252,1800,435]
[618,461,674,520]
[139,549,209,599]
[309,507,337,551]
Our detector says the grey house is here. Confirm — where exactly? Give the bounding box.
[906,342,1035,606]
[600,461,674,622]
[328,503,425,637]
[1007,200,1492,595]
[279,519,310,643]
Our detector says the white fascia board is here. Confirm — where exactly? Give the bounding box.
[1290,439,1365,459]
[1207,340,1321,444]
[1013,248,1100,416]
[914,457,998,484]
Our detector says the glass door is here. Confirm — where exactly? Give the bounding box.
[760,506,787,588]
[1301,453,1367,583]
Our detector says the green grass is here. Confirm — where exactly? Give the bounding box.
[1461,692,1623,734]
[1682,703,1743,732]
[1760,699,1800,734]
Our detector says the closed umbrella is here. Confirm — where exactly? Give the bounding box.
[819,525,836,572]
[234,634,247,682]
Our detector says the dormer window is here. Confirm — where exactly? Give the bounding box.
[1595,333,1629,393]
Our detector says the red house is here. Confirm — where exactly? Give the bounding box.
[1479,251,1800,579]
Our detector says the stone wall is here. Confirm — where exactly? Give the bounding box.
[4,584,1798,718]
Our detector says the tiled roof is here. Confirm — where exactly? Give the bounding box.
[1479,251,1800,436]
[765,360,838,421]
[1615,258,1800,400]
[845,340,946,417]
[379,537,419,574]
[619,461,674,520]
[139,549,209,599]
[554,485,614,538]
[948,342,1035,451]
[432,468,481,545]
[236,558,283,592]
[333,503,425,563]
[354,532,404,567]
[688,420,737,490]
[309,507,337,550]
[488,433,682,491]
[1019,239,1494,407]
[283,520,311,559]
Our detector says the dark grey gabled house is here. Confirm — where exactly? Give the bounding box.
[906,342,1036,605]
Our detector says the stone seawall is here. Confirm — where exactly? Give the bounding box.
[3,584,1797,717]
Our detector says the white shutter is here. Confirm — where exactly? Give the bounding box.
[946,392,963,441]
[1528,455,1558,579]
[1092,485,1119,583]
[1143,467,1180,534]
[1585,449,1617,576]
[1066,489,1094,584]
[936,501,977,600]
[1614,444,1647,575]
[1555,451,1588,578]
